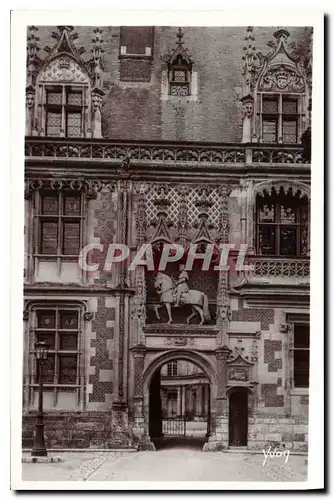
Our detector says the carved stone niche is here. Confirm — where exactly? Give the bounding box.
[227,354,254,386]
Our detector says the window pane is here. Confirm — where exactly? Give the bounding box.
[294,324,310,348]
[66,112,81,137]
[63,222,80,255]
[283,119,297,143]
[67,92,82,106]
[279,227,297,255]
[46,112,62,136]
[280,204,297,224]
[37,354,55,384]
[64,195,81,216]
[283,98,298,114]
[259,203,275,222]
[36,331,56,350]
[294,349,309,388]
[37,310,56,329]
[40,221,58,254]
[47,91,62,105]
[262,120,277,142]
[59,355,77,384]
[42,194,59,215]
[59,333,78,351]
[173,70,186,82]
[262,97,278,114]
[258,226,276,255]
[170,84,189,96]
[59,310,79,330]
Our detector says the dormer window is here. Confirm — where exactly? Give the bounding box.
[167,28,193,98]
[28,26,94,138]
[241,28,310,144]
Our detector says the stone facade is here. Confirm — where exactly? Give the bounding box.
[23,25,311,451]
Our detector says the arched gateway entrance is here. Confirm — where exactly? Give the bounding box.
[143,350,217,450]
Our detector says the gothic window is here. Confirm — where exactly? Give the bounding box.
[260,94,301,143]
[292,323,310,388]
[168,56,191,96]
[31,306,82,388]
[166,28,193,98]
[167,361,178,377]
[37,191,84,257]
[44,85,85,137]
[256,192,309,256]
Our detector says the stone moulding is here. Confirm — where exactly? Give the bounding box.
[143,324,218,336]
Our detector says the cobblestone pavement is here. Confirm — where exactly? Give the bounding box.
[22,449,308,483]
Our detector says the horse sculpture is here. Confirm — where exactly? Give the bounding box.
[154,272,211,325]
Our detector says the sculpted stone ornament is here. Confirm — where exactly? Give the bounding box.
[229,368,249,382]
[25,86,35,136]
[154,266,211,325]
[91,88,104,139]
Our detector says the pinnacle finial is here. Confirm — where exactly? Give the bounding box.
[176,27,184,45]
[273,27,290,43]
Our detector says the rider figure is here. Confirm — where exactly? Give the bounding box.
[174,265,189,307]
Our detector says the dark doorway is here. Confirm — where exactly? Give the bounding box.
[149,368,163,439]
[228,389,248,447]
[148,360,211,450]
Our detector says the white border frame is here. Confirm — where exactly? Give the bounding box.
[10,8,324,491]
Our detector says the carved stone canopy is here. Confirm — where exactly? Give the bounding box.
[38,26,90,84]
[167,27,193,70]
[227,354,254,384]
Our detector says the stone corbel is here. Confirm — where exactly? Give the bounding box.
[240,94,254,143]
[91,87,105,139]
[25,85,35,136]
[84,312,94,321]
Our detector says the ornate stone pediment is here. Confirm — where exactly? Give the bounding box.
[38,56,90,83]
[259,65,305,92]
[227,354,253,383]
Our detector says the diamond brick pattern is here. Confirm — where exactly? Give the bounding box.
[264,340,282,372]
[89,298,115,403]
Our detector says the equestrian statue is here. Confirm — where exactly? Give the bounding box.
[154,266,211,325]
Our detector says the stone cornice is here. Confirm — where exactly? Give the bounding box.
[24,284,135,295]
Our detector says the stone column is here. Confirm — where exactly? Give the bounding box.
[240,94,254,143]
[181,385,186,415]
[130,344,154,450]
[204,346,231,451]
[177,387,182,416]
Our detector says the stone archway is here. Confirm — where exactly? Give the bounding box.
[143,350,218,447]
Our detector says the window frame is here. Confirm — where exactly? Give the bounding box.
[41,83,88,138]
[168,58,191,97]
[25,304,85,409]
[291,322,310,390]
[167,361,178,377]
[256,193,309,257]
[259,93,302,144]
[34,189,85,260]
